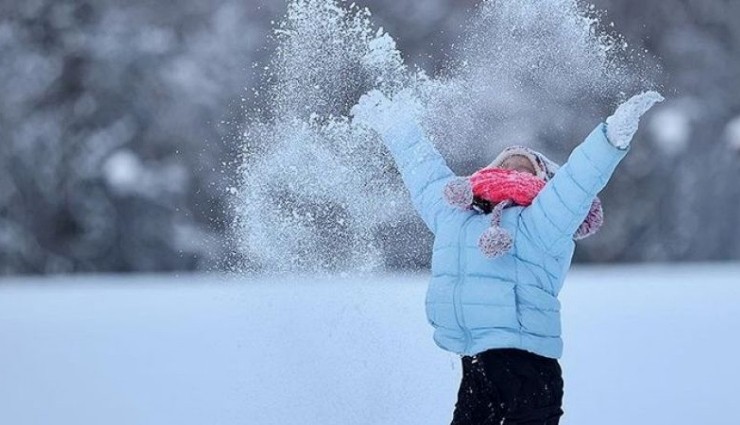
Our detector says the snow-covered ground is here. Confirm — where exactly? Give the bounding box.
[1,263,739,425]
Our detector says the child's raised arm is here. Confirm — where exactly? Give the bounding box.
[351,90,456,234]
[521,91,664,253]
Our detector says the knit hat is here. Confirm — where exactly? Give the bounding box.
[443,146,604,258]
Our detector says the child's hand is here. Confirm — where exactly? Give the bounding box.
[350,89,422,135]
[606,91,665,149]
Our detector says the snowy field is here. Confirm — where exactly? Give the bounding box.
[1,263,739,425]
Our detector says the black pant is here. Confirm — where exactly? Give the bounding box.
[450,348,564,425]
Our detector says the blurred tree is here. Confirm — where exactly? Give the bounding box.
[0,0,275,273]
[577,0,740,262]
[1,0,738,275]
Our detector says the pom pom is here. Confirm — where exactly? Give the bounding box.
[444,178,474,209]
[574,197,604,240]
[478,226,513,258]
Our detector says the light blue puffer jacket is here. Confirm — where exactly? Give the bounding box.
[380,121,629,359]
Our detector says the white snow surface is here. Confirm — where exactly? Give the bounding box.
[2,263,739,425]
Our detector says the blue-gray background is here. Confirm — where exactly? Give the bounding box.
[2,0,739,275]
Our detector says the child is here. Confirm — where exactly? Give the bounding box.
[351,90,663,424]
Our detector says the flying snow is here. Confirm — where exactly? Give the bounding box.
[231,0,655,274]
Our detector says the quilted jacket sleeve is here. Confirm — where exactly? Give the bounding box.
[379,121,456,234]
[520,123,629,252]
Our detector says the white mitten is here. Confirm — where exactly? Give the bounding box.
[606,91,665,149]
[350,88,422,136]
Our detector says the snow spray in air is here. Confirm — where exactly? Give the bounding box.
[230,1,424,274]
[424,0,654,164]
[230,0,655,274]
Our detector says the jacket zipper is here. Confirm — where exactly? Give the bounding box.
[454,215,474,354]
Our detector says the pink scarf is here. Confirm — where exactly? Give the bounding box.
[470,168,546,207]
